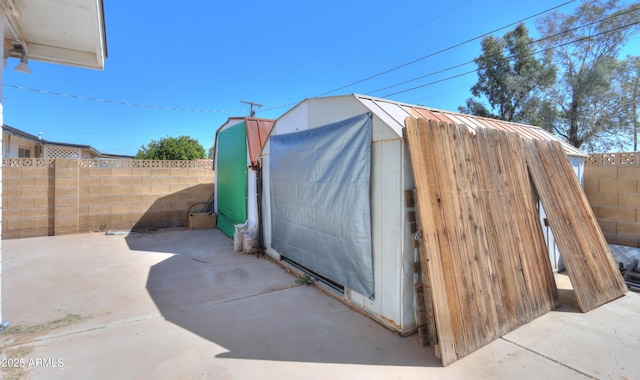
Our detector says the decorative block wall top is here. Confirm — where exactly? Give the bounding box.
[587,152,638,166]
[79,159,213,169]
[2,158,56,167]
[3,158,213,170]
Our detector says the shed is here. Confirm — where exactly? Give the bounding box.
[213,117,274,238]
[259,94,587,335]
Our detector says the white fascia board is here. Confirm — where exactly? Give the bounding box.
[24,40,104,69]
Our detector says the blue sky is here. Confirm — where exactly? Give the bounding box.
[2,0,638,156]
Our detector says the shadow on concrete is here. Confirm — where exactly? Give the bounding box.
[125,227,227,259]
[129,228,436,367]
[554,289,581,313]
[552,273,581,314]
[128,184,213,233]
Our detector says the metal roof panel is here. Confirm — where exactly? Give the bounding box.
[356,97,404,136]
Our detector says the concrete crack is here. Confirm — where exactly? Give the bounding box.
[12,285,302,347]
[161,284,300,318]
[607,324,622,378]
[500,337,599,380]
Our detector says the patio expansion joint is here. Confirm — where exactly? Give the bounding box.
[160,284,303,319]
[6,313,163,348]
[500,336,599,380]
[18,286,304,347]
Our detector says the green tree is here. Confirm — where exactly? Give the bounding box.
[577,57,632,152]
[458,98,495,119]
[135,136,206,160]
[618,56,640,151]
[459,23,556,123]
[536,0,640,149]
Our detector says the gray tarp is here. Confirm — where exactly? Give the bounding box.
[270,113,374,297]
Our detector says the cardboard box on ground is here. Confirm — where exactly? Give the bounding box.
[189,213,217,230]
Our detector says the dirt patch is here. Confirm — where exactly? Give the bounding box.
[0,313,88,379]
[3,313,85,337]
[1,346,34,380]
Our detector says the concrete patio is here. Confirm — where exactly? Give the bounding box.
[1,228,639,379]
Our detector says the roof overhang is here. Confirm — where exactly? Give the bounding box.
[2,0,107,70]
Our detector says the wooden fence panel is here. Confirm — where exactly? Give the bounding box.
[405,117,557,366]
[523,139,626,312]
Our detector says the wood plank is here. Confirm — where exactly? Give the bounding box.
[547,142,624,299]
[405,117,457,363]
[404,117,557,366]
[412,189,437,346]
[623,260,638,281]
[474,129,514,334]
[404,190,415,208]
[522,139,627,312]
[508,133,560,312]
[414,283,429,346]
[445,125,499,350]
[432,121,476,353]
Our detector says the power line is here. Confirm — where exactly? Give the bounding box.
[315,0,577,97]
[3,84,244,113]
[261,1,582,113]
[368,5,640,96]
[366,61,474,95]
[5,1,635,115]
[258,100,300,113]
[4,81,296,116]
[416,82,477,102]
[220,4,640,114]
[382,19,640,98]
[383,70,478,98]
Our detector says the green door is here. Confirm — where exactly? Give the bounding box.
[216,122,247,237]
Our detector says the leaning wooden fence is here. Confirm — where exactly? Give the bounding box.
[405,117,626,366]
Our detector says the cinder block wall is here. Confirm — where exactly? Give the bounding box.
[584,153,640,247]
[2,162,54,239]
[2,158,214,239]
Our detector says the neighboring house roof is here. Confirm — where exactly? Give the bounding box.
[2,124,133,159]
[2,124,41,141]
[3,0,108,70]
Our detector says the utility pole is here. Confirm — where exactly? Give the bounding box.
[241,100,263,117]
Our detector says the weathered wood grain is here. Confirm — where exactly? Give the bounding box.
[404,117,558,366]
[522,139,627,312]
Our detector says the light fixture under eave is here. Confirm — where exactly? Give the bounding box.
[14,53,31,74]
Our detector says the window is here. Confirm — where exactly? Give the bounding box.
[18,147,31,158]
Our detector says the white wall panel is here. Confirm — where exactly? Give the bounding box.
[263,96,418,333]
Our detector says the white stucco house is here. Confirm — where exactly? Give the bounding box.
[2,124,132,160]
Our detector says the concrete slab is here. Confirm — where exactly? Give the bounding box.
[0,228,638,379]
[504,292,640,380]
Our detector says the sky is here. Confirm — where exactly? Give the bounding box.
[2,0,639,156]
